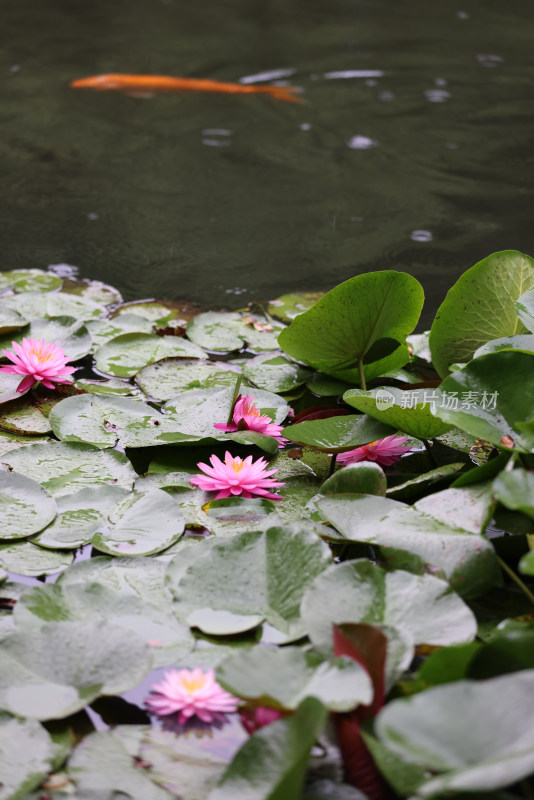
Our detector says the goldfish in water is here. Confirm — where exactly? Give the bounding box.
[70,74,302,103]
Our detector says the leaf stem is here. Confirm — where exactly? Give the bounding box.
[498,556,534,607]
[329,453,338,477]
[226,374,243,425]
[357,359,366,391]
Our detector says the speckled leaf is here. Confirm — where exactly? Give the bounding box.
[375,671,534,797]
[0,541,73,576]
[0,306,27,335]
[243,352,313,393]
[284,414,395,453]
[0,471,56,540]
[3,291,104,322]
[278,271,424,383]
[0,268,62,293]
[0,441,136,497]
[0,713,56,800]
[33,485,130,549]
[433,351,534,452]
[267,291,325,323]
[15,581,194,669]
[343,387,451,439]
[95,333,205,377]
[0,429,49,458]
[473,334,534,358]
[301,560,477,653]
[186,311,283,353]
[217,647,372,711]
[86,313,153,349]
[0,395,52,434]
[61,277,122,306]
[75,376,144,397]
[0,621,152,720]
[429,250,534,377]
[135,359,243,401]
[91,488,184,556]
[168,526,332,639]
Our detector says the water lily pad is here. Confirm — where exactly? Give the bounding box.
[0,441,136,497]
[267,291,325,323]
[0,372,30,404]
[135,359,243,400]
[433,351,534,452]
[0,268,62,293]
[375,670,534,797]
[473,334,534,358]
[0,471,57,540]
[91,488,185,556]
[16,580,194,669]
[284,414,395,453]
[61,277,122,306]
[75,376,143,397]
[243,352,313,393]
[0,394,52,434]
[95,333,205,378]
[168,526,332,639]
[0,305,27,335]
[320,462,387,496]
[186,311,283,353]
[278,271,424,384]
[0,541,73,576]
[0,621,152,720]
[318,491,500,597]
[4,291,105,322]
[0,713,56,799]
[217,647,372,711]
[0,316,92,362]
[494,469,534,520]
[429,250,534,377]
[343,387,451,439]
[0,429,49,458]
[301,560,477,652]
[516,288,534,332]
[86,313,154,349]
[33,485,130,549]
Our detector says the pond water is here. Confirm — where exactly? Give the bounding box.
[2,0,534,325]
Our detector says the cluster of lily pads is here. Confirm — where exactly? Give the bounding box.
[1,249,534,800]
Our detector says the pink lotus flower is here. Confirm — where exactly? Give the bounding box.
[0,338,76,393]
[214,395,287,446]
[145,668,239,725]
[189,451,284,500]
[336,434,411,467]
[239,706,287,735]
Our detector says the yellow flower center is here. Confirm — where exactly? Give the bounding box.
[30,344,52,363]
[230,457,245,474]
[180,674,207,693]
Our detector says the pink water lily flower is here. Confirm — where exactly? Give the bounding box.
[0,338,76,393]
[190,451,284,500]
[145,668,239,725]
[336,434,411,467]
[214,395,287,446]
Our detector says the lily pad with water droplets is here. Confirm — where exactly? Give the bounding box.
[186,311,284,353]
[135,359,244,401]
[0,268,63,294]
[0,305,28,335]
[0,713,56,799]
[3,291,105,322]
[243,351,314,393]
[0,540,73,576]
[85,313,154,350]
[95,333,205,378]
[0,315,92,362]
[0,471,57,540]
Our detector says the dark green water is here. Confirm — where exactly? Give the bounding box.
[2,0,534,324]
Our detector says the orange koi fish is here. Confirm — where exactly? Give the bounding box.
[70,74,302,103]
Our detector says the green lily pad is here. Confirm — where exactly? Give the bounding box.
[0,429,50,458]
[0,306,28,335]
[267,291,325,323]
[278,271,424,383]
[186,311,283,353]
[61,277,122,306]
[0,471,57,540]
[284,414,396,453]
[74,376,143,397]
[0,713,56,799]
[86,313,154,349]
[301,560,477,653]
[168,526,332,639]
[515,288,534,332]
[210,698,327,800]
[473,334,534,358]
[135,359,243,401]
[320,462,387,496]
[1,441,136,497]
[375,670,534,797]
[95,333,205,378]
[0,621,152,720]
[32,485,130,549]
[0,316,92,361]
[429,250,534,377]
[0,541,73,576]
[243,352,313,393]
[217,647,372,712]
[16,581,194,669]
[0,394,52,435]
[91,488,185,556]
[494,469,534,520]
[386,463,466,502]
[318,489,500,597]
[433,351,534,452]
[0,372,30,404]
[3,291,105,322]
[0,268,62,293]
[343,387,451,439]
